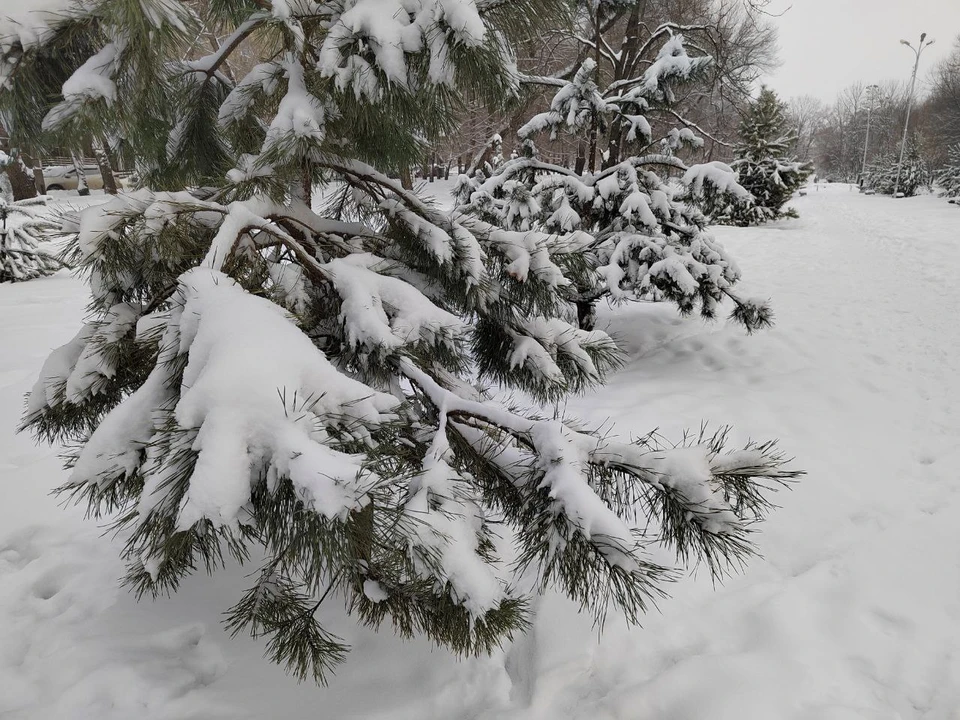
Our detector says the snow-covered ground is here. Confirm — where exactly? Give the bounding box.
[2,184,959,719]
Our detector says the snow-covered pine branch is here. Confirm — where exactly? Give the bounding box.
[15,0,799,686]
[457,32,766,331]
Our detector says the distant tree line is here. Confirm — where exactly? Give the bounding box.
[788,35,960,190]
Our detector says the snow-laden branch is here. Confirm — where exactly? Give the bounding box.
[398,358,794,545]
[182,16,265,82]
[664,109,732,148]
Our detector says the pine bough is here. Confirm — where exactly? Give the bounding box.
[456,33,774,328]
[13,0,801,685]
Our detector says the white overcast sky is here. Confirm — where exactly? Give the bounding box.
[762,0,960,101]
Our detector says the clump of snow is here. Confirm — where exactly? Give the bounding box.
[404,412,506,616]
[42,43,118,131]
[682,161,751,200]
[318,0,487,99]
[637,34,711,98]
[324,253,466,355]
[262,56,327,156]
[72,268,401,534]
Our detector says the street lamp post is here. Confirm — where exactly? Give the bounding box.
[893,33,935,198]
[860,84,879,186]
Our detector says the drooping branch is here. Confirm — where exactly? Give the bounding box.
[662,110,732,148]
[183,16,266,83]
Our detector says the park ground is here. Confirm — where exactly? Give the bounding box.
[1,183,959,719]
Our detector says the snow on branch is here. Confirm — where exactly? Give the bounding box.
[76,268,400,538]
[629,34,711,102]
[507,317,617,386]
[399,357,797,567]
[403,410,507,617]
[318,0,487,98]
[42,42,117,130]
[682,161,752,200]
[324,253,466,356]
[262,55,327,158]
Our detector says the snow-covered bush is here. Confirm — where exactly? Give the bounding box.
[457,29,769,331]
[10,0,799,684]
[935,143,960,203]
[864,141,929,198]
[0,196,61,282]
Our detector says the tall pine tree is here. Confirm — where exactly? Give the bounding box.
[6,0,799,685]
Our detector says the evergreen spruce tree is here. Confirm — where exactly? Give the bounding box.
[7,0,799,685]
[0,192,61,282]
[712,88,811,226]
[935,143,960,203]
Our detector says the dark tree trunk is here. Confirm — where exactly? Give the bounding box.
[399,166,413,190]
[27,155,46,195]
[574,141,587,175]
[92,137,118,194]
[576,298,597,331]
[300,161,312,208]
[72,153,90,196]
[5,158,37,200]
[603,2,643,170]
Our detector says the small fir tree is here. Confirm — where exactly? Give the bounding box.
[8,0,799,685]
[717,88,810,225]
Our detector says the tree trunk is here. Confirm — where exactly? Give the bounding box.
[29,156,46,195]
[399,166,413,190]
[603,3,643,170]
[0,168,13,203]
[574,141,587,175]
[106,140,122,174]
[300,160,312,208]
[72,153,90,196]
[92,137,118,194]
[576,298,597,331]
[4,157,37,200]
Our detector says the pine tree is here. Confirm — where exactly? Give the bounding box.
[935,143,960,203]
[864,138,929,198]
[0,188,61,282]
[710,88,810,226]
[9,0,799,685]
[456,20,769,332]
